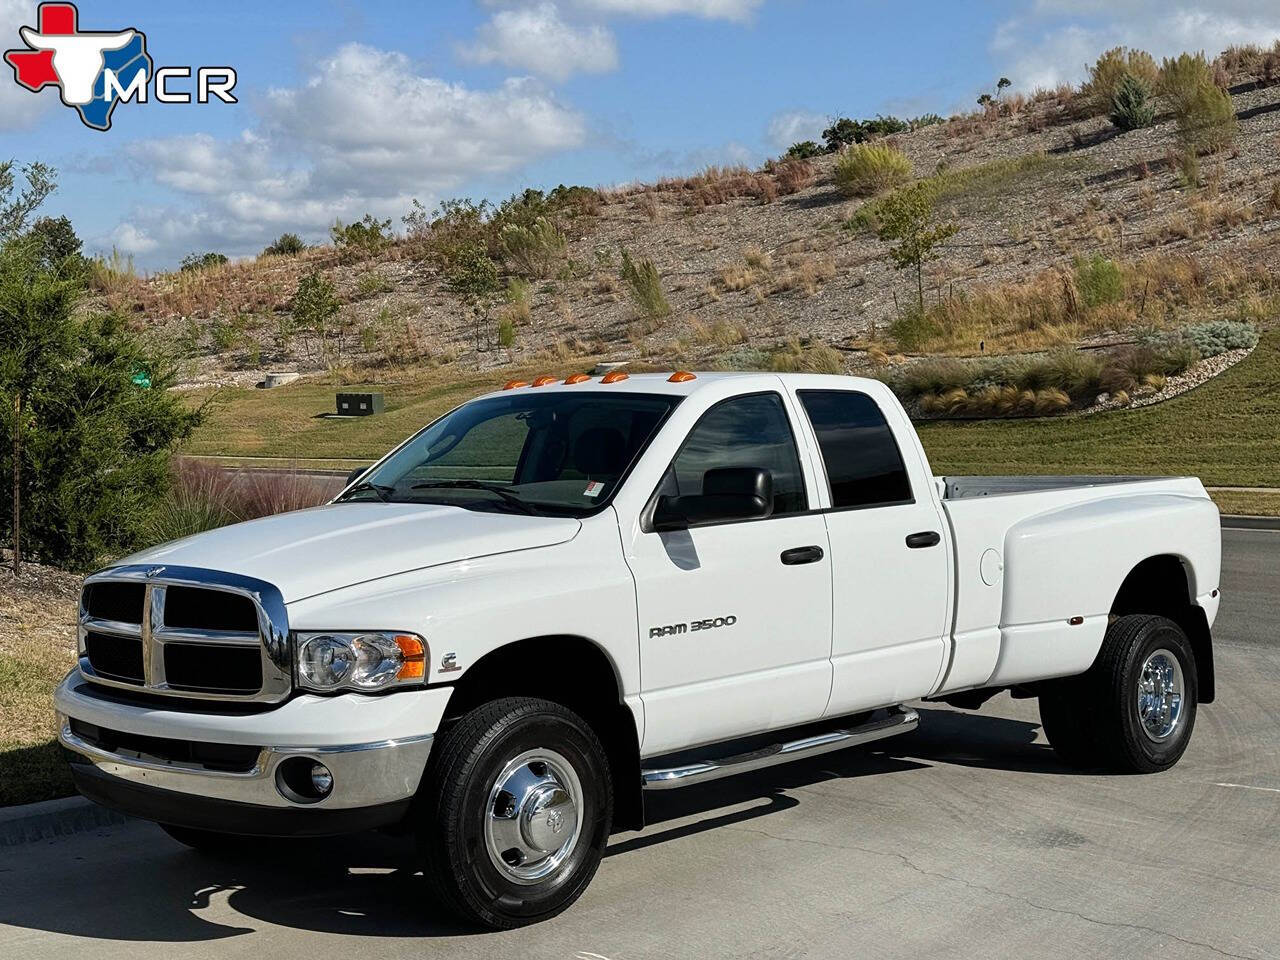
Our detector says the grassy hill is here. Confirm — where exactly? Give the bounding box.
[123,43,1280,507]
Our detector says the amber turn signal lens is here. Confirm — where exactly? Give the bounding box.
[531,375,558,387]
[394,634,427,680]
[503,380,529,390]
[600,370,629,383]
[668,371,697,383]
[564,373,591,384]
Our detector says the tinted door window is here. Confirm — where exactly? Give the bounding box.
[667,392,807,516]
[798,390,912,508]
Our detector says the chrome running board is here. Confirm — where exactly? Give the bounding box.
[641,705,919,790]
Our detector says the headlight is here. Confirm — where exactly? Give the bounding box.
[295,632,427,693]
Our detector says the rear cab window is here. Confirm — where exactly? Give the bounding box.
[797,390,913,509]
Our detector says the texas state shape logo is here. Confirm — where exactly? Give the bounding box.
[4,3,151,131]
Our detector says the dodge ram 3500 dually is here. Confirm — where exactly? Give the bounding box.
[56,371,1221,928]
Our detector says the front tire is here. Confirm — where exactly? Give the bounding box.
[418,697,613,929]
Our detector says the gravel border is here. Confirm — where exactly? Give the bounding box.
[1084,346,1254,415]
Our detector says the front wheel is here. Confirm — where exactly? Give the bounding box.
[417,697,613,929]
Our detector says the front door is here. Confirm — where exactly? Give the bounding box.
[625,392,833,756]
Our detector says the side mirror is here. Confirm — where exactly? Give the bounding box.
[345,466,370,487]
[652,467,773,532]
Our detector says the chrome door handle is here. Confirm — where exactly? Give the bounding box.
[780,545,825,565]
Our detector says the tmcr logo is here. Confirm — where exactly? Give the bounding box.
[4,3,236,131]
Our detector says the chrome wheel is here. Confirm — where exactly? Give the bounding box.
[1137,648,1185,742]
[484,748,583,885]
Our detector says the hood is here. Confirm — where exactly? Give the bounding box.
[119,503,582,602]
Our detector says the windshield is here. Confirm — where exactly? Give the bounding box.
[337,391,680,516]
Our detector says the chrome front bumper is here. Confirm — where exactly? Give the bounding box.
[55,672,452,814]
[59,718,433,810]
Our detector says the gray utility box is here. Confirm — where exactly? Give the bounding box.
[336,392,385,416]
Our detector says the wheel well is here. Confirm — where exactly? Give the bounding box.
[1111,555,1215,703]
[440,636,644,831]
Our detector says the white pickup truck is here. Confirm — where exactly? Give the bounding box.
[56,371,1222,928]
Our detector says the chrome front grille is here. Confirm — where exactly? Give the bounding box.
[78,565,291,704]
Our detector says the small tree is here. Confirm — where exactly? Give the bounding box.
[292,271,342,365]
[822,117,864,152]
[28,216,85,275]
[785,140,824,160]
[446,242,501,351]
[0,161,56,243]
[874,182,958,315]
[1110,72,1156,130]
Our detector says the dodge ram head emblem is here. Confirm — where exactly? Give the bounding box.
[144,566,165,579]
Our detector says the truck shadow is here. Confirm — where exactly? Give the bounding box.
[0,708,1072,943]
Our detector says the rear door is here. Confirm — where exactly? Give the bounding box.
[625,391,833,756]
[792,388,951,715]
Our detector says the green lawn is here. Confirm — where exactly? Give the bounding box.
[184,360,590,462]
[185,336,1280,507]
[917,330,1280,488]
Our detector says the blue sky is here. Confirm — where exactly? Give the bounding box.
[2,0,1278,270]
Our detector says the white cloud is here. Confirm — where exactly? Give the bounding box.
[111,43,585,260]
[462,3,617,81]
[573,0,763,20]
[0,0,57,130]
[766,109,825,148]
[993,2,1280,91]
[482,0,764,22]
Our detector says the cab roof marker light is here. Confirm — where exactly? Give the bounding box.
[564,373,591,384]
[600,371,629,384]
[668,371,697,383]
[503,380,529,390]
[531,375,558,387]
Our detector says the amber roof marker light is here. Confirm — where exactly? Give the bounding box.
[502,380,529,390]
[531,375,558,387]
[564,373,591,384]
[668,371,697,383]
[600,370,630,384]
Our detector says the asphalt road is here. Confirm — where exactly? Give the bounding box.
[2,528,1277,960]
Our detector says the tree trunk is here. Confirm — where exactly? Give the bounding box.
[916,261,925,316]
[11,392,20,576]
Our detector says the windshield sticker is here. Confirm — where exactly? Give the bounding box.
[583,481,605,497]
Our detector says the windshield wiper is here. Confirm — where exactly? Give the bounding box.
[409,479,540,515]
[336,480,394,503]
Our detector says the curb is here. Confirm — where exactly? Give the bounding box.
[0,795,130,847]
[1221,515,1280,531]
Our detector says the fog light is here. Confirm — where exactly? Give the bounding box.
[276,755,334,804]
[310,762,333,796]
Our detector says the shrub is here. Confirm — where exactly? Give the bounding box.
[834,144,912,198]
[785,140,824,160]
[768,342,844,374]
[499,217,567,278]
[620,249,670,319]
[888,307,942,352]
[773,158,814,195]
[1161,53,1238,153]
[909,113,946,130]
[1085,47,1160,115]
[547,183,603,218]
[1178,320,1259,357]
[822,117,864,151]
[1074,254,1124,307]
[497,316,516,348]
[861,114,910,137]
[179,251,228,272]
[330,214,392,252]
[1109,72,1156,130]
[263,232,305,256]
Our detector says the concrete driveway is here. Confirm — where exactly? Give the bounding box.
[2,528,1277,959]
